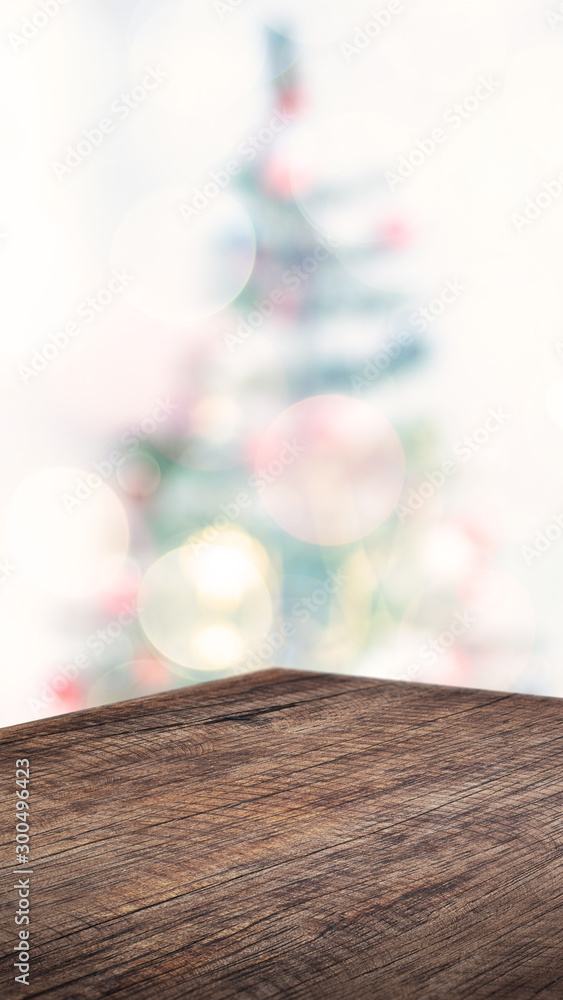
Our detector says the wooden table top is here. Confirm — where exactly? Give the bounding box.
[1,667,563,999]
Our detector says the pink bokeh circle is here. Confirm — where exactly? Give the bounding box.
[254,394,405,546]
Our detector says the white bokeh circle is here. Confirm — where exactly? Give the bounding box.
[289,112,437,247]
[255,394,405,546]
[129,0,266,119]
[138,531,273,669]
[6,467,129,598]
[110,186,256,325]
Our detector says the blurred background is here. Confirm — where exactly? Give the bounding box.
[2,0,563,726]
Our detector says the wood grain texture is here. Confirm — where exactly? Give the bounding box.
[1,667,563,999]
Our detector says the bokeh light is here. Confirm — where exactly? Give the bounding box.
[3,2,562,724]
[254,394,405,545]
[137,530,273,670]
[129,0,267,119]
[289,112,437,248]
[5,467,129,598]
[117,454,161,498]
[148,334,289,471]
[192,624,245,668]
[110,186,256,325]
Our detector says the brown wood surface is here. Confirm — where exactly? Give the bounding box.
[1,667,563,999]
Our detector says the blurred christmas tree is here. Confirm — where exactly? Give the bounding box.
[79,26,432,704]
